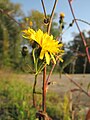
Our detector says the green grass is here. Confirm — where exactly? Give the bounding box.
[0,73,37,120]
[0,72,69,120]
[0,71,88,120]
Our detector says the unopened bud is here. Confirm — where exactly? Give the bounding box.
[44,18,50,25]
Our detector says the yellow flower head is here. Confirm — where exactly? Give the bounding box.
[60,12,65,18]
[22,28,64,65]
[29,21,33,27]
[25,17,29,21]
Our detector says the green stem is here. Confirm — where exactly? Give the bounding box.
[36,62,46,75]
[35,59,38,72]
[32,74,37,107]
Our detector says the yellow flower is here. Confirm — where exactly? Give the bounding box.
[29,21,33,27]
[60,12,65,18]
[22,28,35,40]
[25,17,29,21]
[22,28,64,65]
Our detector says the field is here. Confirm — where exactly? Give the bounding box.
[0,70,90,119]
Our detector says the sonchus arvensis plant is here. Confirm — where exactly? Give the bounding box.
[22,28,64,66]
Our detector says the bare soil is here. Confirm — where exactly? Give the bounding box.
[0,70,90,107]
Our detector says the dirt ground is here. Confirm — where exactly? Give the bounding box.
[0,70,90,107]
[20,73,90,94]
[22,73,90,107]
[13,72,90,105]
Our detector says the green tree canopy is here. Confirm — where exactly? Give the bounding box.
[22,10,60,38]
[0,0,23,67]
[62,31,90,73]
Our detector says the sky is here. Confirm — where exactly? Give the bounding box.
[10,0,90,43]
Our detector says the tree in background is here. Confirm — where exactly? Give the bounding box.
[0,0,23,68]
[22,10,60,38]
[0,0,61,70]
[1,0,89,74]
[61,31,90,73]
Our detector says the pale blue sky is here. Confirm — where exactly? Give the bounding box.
[10,0,90,43]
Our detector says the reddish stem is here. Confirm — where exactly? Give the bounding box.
[68,0,90,63]
[65,73,90,97]
[42,67,47,112]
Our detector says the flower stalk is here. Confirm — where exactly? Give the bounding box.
[33,74,37,107]
[41,0,59,117]
[22,1,63,119]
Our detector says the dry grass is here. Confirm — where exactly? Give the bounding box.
[0,70,90,105]
[0,69,90,119]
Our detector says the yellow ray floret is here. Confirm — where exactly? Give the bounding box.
[22,28,35,40]
[22,28,64,65]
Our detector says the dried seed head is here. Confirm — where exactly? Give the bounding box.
[44,18,50,25]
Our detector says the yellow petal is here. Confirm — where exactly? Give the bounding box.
[59,57,63,62]
[45,52,50,65]
[50,53,56,64]
[35,29,43,45]
[22,28,36,40]
[40,50,45,60]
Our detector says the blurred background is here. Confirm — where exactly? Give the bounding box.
[0,0,90,73]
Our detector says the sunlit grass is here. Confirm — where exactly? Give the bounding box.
[0,71,88,119]
[0,72,37,119]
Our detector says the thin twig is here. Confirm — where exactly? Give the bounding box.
[75,19,90,26]
[41,0,47,18]
[0,8,22,27]
[46,55,61,84]
[48,0,58,34]
[46,63,56,85]
[68,0,90,63]
[65,73,90,97]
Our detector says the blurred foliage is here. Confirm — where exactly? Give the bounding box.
[0,0,90,74]
[22,10,60,37]
[60,31,90,74]
[0,0,23,68]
